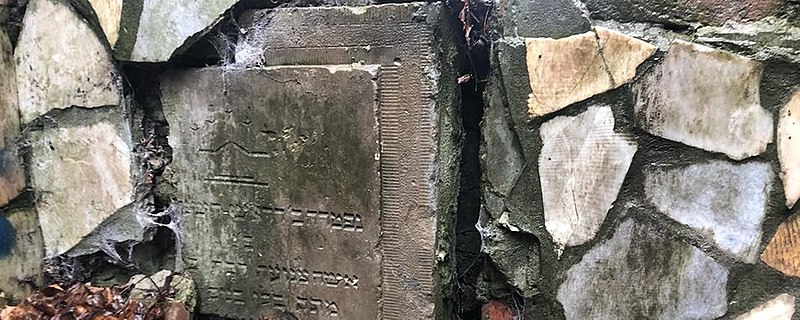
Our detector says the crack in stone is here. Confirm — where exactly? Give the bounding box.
[592,28,617,88]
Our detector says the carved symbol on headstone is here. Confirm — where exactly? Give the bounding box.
[198,140,271,187]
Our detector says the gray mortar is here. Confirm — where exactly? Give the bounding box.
[482,3,800,316]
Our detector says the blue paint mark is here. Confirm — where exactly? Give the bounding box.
[0,215,14,258]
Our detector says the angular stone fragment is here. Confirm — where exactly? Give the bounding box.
[645,161,772,263]
[762,214,800,277]
[483,79,524,196]
[29,109,134,257]
[539,106,637,254]
[559,219,728,320]
[0,207,44,302]
[779,91,800,208]
[116,0,236,62]
[482,220,539,297]
[14,0,120,124]
[736,294,796,320]
[87,0,122,46]
[163,4,459,319]
[634,40,773,160]
[0,29,23,207]
[525,27,656,117]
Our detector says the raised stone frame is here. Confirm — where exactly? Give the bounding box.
[162,3,459,319]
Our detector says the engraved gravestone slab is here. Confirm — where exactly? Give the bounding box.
[162,66,381,319]
[164,3,450,319]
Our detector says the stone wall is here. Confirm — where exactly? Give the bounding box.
[477,0,800,319]
[0,0,799,319]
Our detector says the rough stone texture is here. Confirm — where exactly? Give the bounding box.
[0,207,44,302]
[633,40,773,160]
[779,90,800,209]
[128,270,196,311]
[644,161,772,263]
[14,0,120,124]
[87,0,122,46]
[0,29,23,207]
[116,0,236,62]
[481,220,539,297]
[762,214,800,277]
[165,4,460,319]
[29,109,134,257]
[696,17,800,64]
[583,0,783,26]
[525,27,656,117]
[483,77,524,197]
[735,293,796,320]
[558,219,728,320]
[593,20,693,51]
[539,106,636,254]
[495,0,590,38]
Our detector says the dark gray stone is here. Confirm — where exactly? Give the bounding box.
[162,3,461,319]
[582,0,783,27]
[481,221,540,298]
[495,0,590,38]
[163,66,381,319]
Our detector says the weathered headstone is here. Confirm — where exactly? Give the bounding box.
[162,3,458,319]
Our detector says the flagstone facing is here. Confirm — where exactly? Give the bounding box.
[762,214,800,277]
[539,106,637,255]
[525,27,656,117]
[633,40,773,160]
[779,90,800,208]
[644,161,772,263]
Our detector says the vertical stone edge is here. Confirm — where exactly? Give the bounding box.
[112,0,143,60]
[430,6,462,320]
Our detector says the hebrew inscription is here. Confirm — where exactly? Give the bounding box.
[162,66,381,319]
[164,3,446,319]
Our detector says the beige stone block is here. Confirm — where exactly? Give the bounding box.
[525,27,656,117]
[87,0,122,46]
[779,91,800,208]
